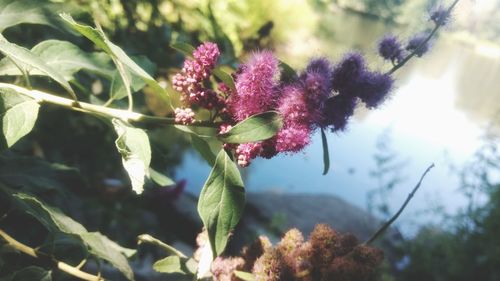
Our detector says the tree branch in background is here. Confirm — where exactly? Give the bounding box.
[365,163,435,245]
[388,0,460,75]
[0,229,104,281]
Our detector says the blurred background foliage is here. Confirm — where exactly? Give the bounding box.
[1,0,500,280]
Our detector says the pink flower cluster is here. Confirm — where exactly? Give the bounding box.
[227,54,342,166]
[227,51,279,121]
[172,42,225,110]
[172,43,399,167]
[174,107,195,125]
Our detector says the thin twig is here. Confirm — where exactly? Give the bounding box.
[387,0,460,75]
[364,163,435,245]
[0,229,104,281]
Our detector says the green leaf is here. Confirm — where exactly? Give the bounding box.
[213,67,235,91]
[173,125,218,138]
[153,256,185,274]
[173,125,220,166]
[0,266,51,281]
[0,40,113,80]
[13,192,87,234]
[0,88,40,150]
[191,135,219,166]
[219,111,283,144]
[0,0,75,33]
[110,56,155,100]
[170,42,195,58]
[80,232,135,280]
[234,271,256,281]
[0,35,76,99]
[38,232,88,264]
[321,128,330,175]
[279,60,297,82]
[11,192,135,280]
[0,155,84,193]
[148,168,174,187]
[113,119,152,194]
[197,150,245,257]
[60,14,170,105]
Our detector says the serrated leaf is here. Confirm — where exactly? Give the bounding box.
[321,128,330,175]
[219,111,283,144]
[153,256,185,274]
[113,119,151,194]
[148,168,174,187]
[0,40,113,80]
[197,150,245,257]
[60,14,169,105]
[234,271,256,281]
[170,42,195,57]
[0,35,76,99]
[0,0,75,33]
[213,67,235,91]
[11,192,135,280]
[110,56,155,100]
[0,88,40,150]
[0,266,51,281]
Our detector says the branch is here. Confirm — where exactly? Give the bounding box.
[364,163,435,245]
[0,229,104,281]
[0,83,218,128]
[387,0,460,75]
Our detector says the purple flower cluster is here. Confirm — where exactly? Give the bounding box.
[172,42,225,109]
[374,5,451,68]
[430,6,450,26]
[329,53,393,112]
[378,35,404,63]
[175,3,450,167]
[406,33,430,57]
[227,50,394,166]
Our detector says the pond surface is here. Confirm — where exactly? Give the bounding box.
[176,8,500,235]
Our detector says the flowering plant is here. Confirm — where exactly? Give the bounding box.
[0,0,456,280]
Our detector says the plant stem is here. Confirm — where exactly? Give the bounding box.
[387,0,460,75]
[137,234,188,259]
[0,229,104,281]
[364,163,435,245]
[0,83,218,128]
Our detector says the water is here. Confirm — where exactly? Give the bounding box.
[175,8,500,234]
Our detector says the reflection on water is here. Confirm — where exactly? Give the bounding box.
[176,8,500,234]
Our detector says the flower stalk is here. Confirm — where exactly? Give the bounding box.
[387,0,460,75]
